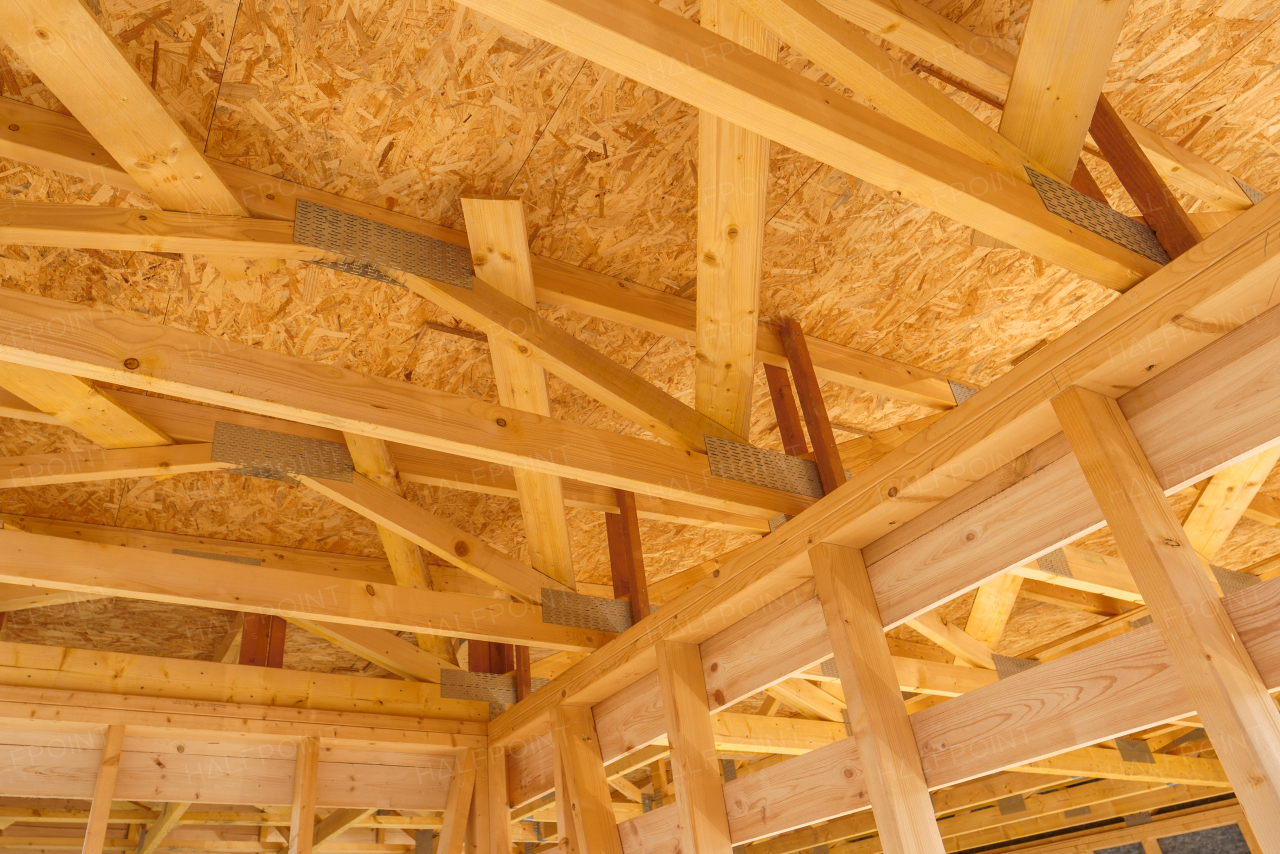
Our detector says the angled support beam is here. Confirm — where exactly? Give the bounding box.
[84,725,126,854]
[811,543,945,854]
[0,443,231,490]
[0,364,170,448]
[343,435,459,663]
[460,197,577,584]
[135,802,190,854]
[998,0,1133,182]
[1090,96,1202,259]
[656,641,733,854]
[0,100,964,407]
[288,738,320,854]
[764,364,808,457]
[210,613,244,664]
[1052,385,1280,849]
[286,619,455,683]
[905,611,996,669]
[963,573,1023,648]
[312,809,376,848]
[299,473,567,605]
[778,319,843,493]
[696,0,773,438]
[434,0,1160,288]
[1181,448,1280,558]
[554,705,624,854]
[606,490,651,626]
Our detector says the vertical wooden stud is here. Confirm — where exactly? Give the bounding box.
[83,724,126,854]
[287,738,320,854]
[777,318,843,493]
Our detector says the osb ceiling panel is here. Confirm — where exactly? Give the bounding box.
[0,0,1278,668]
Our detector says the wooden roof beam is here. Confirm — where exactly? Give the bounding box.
[0,287,809,519]
[998,0,1133,183]
[0,529,610,652]
[0,98,960,409]
[817,0,1259,210]
[0,364,171,449]
[453,0,1158,289]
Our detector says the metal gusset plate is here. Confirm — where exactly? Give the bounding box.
[1129,614,1154,629]
[1026,167,1172,265]
[1036,548,1074,579]
[211,422,353,483]
[541,588,632,634]
[1236,176,1267,205]
[439,669,550,705]
[172,549,262,566]
[1212,564,1260,595]
[306,257,404,286]
[705,435,825,499]
[997,794,1027,816]
[1124,811,1153,827]
[993,654,1041,680]
[948,380,979,405]
[820,658,839,679]
[1165,728,1207,750]
[293,199,473,288]
[414,829,435,854]
[1115,737,1155,765]
[1064,806,1092,819]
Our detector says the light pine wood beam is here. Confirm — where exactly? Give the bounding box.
[1012,745,1230,787]
[554,705,623,854]
[285,619,455,683]
[0,528,608,651]
[812,543,946,854]
[1181,448,1280,559]
[211,613,244,665]
[460,197,577,585]
[695,0,773,438]
[299,473,568,605]
[997,0,1133,182]
[0,287,808,519]
[0,364,170,449]
[1052,385,1280,848]
[0,444,232,490]
[435,0,1159,288]
[488,744,513,854]
[963,573,1023,648]
[137,804,191,854]
[288,739,320,854]
[656,641,734,854]
[738,0,1048,181]
[312,809,376,848]
[0,0,243,216]
[84,725,126,854]
[906,611,996,669]
[0,100,962,407]
[343,435,459,663]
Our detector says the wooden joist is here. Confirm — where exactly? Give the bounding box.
[0,530,608,651]
[0,363,171,449]
[288,739,320,854]
[0,98,960,408]
[1011,745,1230,787]
[84,725,125,854]
[0,287,809,520]
[312,809,377,849]
[0,443,233,489]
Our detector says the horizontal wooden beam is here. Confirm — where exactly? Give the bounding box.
[0,529,610,651]
[0,443,232,489]
[0,98,957,409]
[0,287,809,519]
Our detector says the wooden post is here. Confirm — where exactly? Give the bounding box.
[763,363,808,457]
[239,613,286,668]
[514,645,533,701]
[1090,96,1201,259]
[606,489,651,625]
[553,705,624,854]
[777,318,843,493]
[656,641,733,854]
[467,745,490,854]
[83,724,126,854]
[438,749,478,854]
[1052,385,1280,851]
[488,745,512,854]
[287,737,320,854]
[810,543,947,854]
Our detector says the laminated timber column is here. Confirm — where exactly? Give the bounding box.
[1052,386,1280,850]
[695,0,776,438]
[460,197,576,589]
[553,705,624,854]
[810,543,947,854]
[343,433,459,665]
[656,640,734,854]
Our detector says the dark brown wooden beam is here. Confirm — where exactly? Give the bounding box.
[1090,96,1201,258]
[764,363,808,457]
[607,489,651,625]
[239,613,286,668]
[777,319,843,493]
[1071,158,1110,206]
